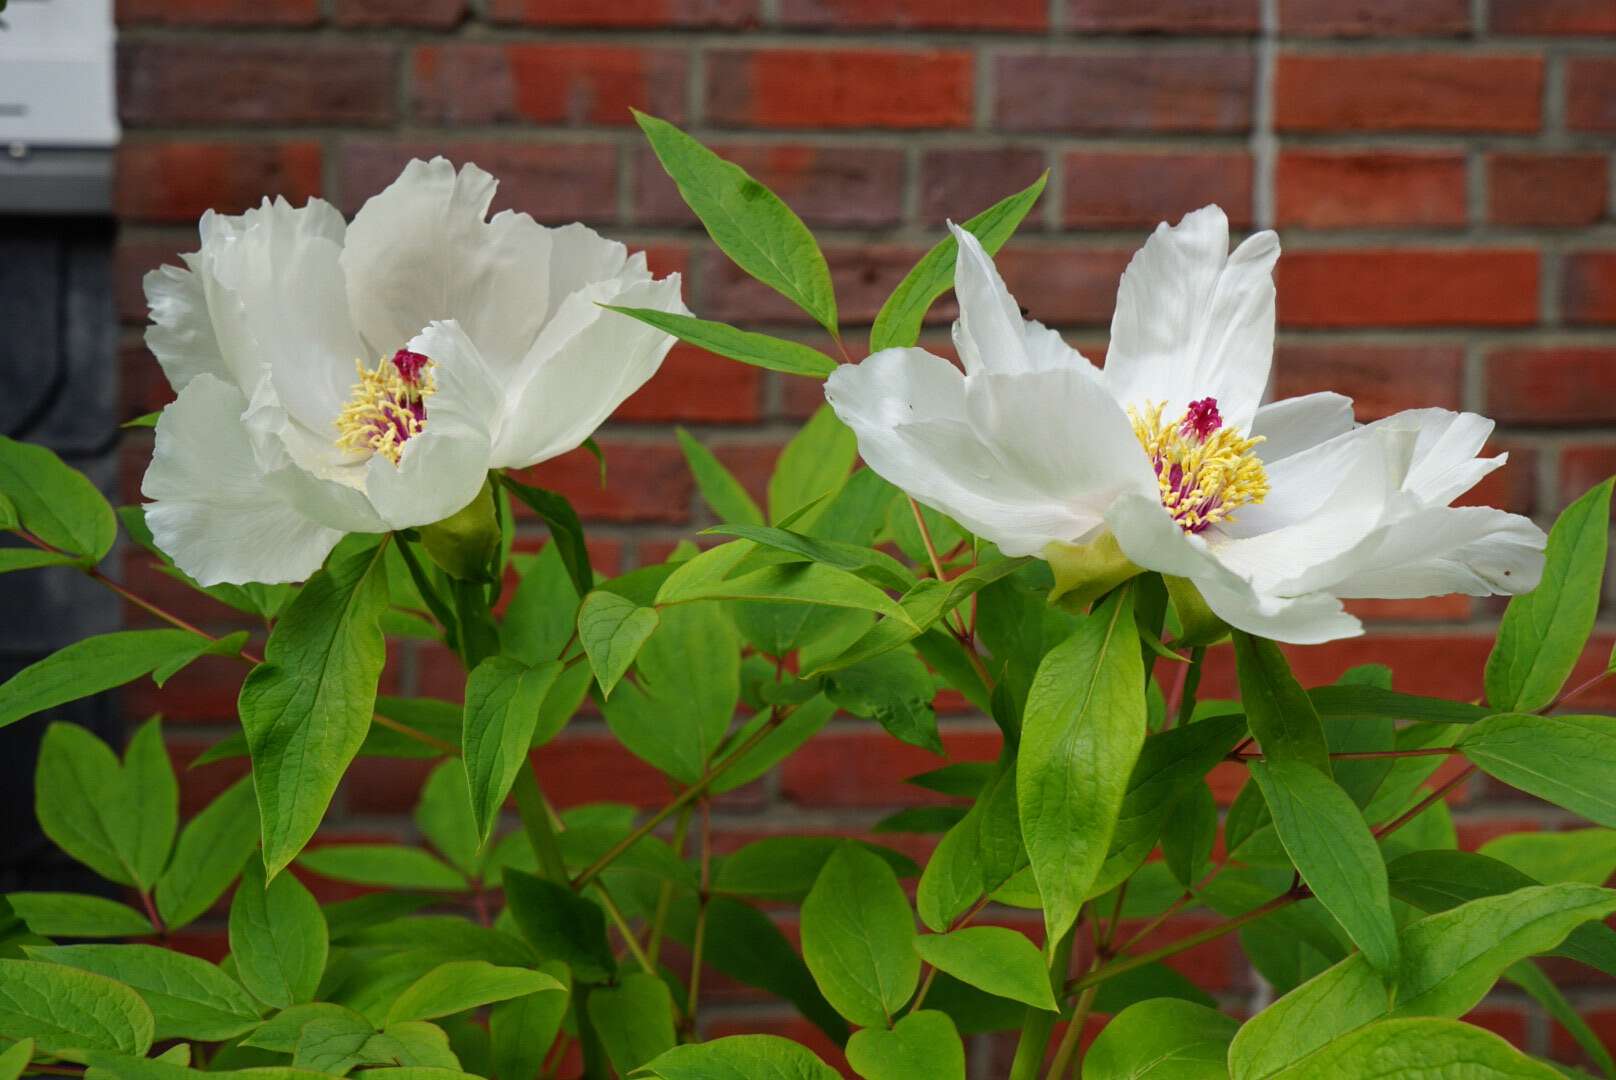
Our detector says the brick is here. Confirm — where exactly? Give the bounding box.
[1274,54,1543,133]
[119,42,397,127]
[1279,0,1469,35]
[338,139,619,224]
[487,0,756,26]
[1346,596,1473,622]
[1063,151,1253,230]
[123,654,250,724]
[334,0,466,26]
[701,245,930,326]
[1457,441,1536,516]
[1564,253,1616,325]
[612,345,764,424]
[779,725,1001,807]
[1272,344,1465,421]
[117,0,320,24]
[1486,348,1616,425]
[166,736,251,817]
[1067,0,1259,32]
[1456,817,1541,851]
[509,440,693,524]
[994,52,1254,134]
[117,236,190,324]
[995,247,1161,325]
[1553,1009,1616,1066]
[1464,1006,1529,1048]
[1560,445,1616,518]
[116,142,323,224]
[636,144,904,229]
[1568,59,1616,133]
[1492,0,1616,35]
[780,0,1047,30]
[921,148,1049,226]
[1276,249,1539,328]
[1200,634,1495,701]
[1276,151,1467,229]
[412,45,687,127]
[1488,154,1609,227]
[706,49,972,131]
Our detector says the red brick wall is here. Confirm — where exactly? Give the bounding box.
[111,1,1616,1073]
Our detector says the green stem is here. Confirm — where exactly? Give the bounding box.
[596,883,655,975]
[1174,645,1205,727]
[646,804,694,964]
[1009,925,1076,1080]
[1045,975,1098,1079]
[686,799,714,1032]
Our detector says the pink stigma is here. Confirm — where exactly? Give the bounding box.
[391,349,431,386]
[1180,397,1222,441]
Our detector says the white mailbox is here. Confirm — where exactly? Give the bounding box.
[0,0,119,148]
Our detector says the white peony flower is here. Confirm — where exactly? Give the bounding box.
[825,206,1546,644]
[140,158,687,586]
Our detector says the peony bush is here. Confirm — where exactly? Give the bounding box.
[0,112,1612,1080]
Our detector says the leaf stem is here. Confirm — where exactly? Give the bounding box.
[1229,746,1461,763]
[1045,970,1098,1080]
[1009,924,1076,1080]
[571,703,795,890]
[645,803,694,965]
[1372,763,1476,839]
[686,799,713,1031]
[596,883,656,976]
[906,495,971,639]
[1546,668,1613,712]
[910,894,991,1013]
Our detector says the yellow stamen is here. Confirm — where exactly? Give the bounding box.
[334,356,436,464]
[1129,400,1268,534]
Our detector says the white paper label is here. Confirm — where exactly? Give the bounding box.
[0,0,120,148]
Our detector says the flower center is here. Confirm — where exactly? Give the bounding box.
[334,349,436,465]
[1129,396,1268,534]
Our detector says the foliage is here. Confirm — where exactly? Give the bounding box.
[0,116,1612,1080]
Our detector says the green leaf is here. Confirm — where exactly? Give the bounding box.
[1306,685,1492,726]
[500,544,580,665]
[1461,712,1616,825]
[0,957,154,1056]
[636,1034,842,1080]
[1085,999,1238,1080]
[824,650,941,755]
[26,943,264,1042]
[634,110,837,335]
[1506,959,1616,1079]
[0,1039,31,1080]
[0,548,76,573]
[869,171,1048,353]
[5,893,151,938]
[845,1010,965,1080]
[240,540,391,878]
[661,558,915,628]
[800,843,920,1028]
[0,629,210,731]
[503,869,614,983]
[587,972,677,1076]
[1234,631,1331,775]
[243,1002,370,1053]
[916,764,1023,931]
[1486,477,1612,712]
[418,478,499,583]
[675,427,765,528]
[715,837,914,903]
[500,477,593,598]
[386,961,562,1025]
[1018,588,1146,948]
[767,406,856,526]
[34,720,175,889]
[1480,829,1616,886]
[414,762,486,881]
[229,859,328,1009]
[1267,1017,1561,1079]
[603,601,741,784]
[156,776,259,930]
[1250,760,1398,976]
[489,963,570,1080]
[1162,780,1218,889]
[461,657,563,841]
[911,927,1055,1010]
[577,591,659,699]
[298,845,469,892]
[609,308,837,378]
[706,524,915,593]
[1228,884,1616,1079]
[291,1011,376,1074]
[118,505,293,621]
[0,435,116,560]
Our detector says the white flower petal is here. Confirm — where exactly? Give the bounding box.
[827,349,1104,556]
[363,321,499,530]
[341,158,556,374]
[1249,392,1357,463]
[1330,506,1546,599]
[1197,577,1363,645]
[142,374,343,586]
[1365,408,1504,507]
[962,368,1157,510]
[142,259,228,394]
[543,222,636,317]
[494,272,685,468]
[949,224,1030,376]
[1104,205,1279,433]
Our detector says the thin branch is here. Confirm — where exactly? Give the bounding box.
[1372,763,1477,839]
[1546,668,1614,712]
[1229,746,1460,763]
[597,884,656,976]
[686,799,714,1031]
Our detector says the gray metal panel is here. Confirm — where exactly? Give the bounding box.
[0,147,115,215]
